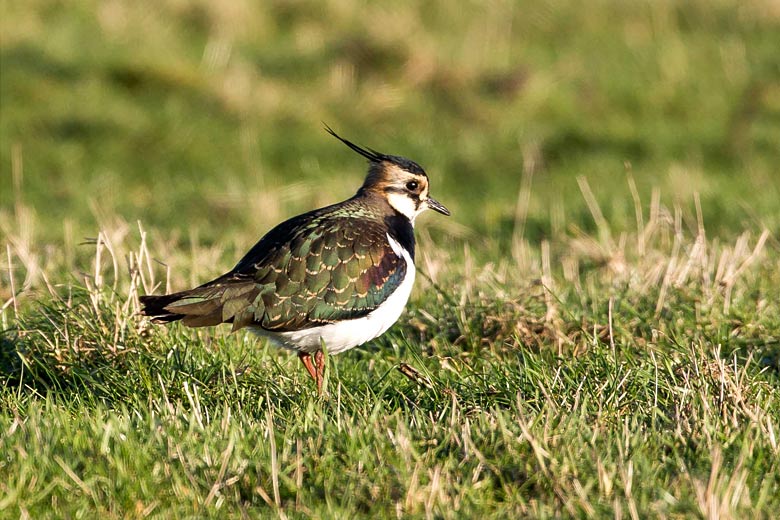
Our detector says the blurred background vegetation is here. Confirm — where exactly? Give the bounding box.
[2,0,779,273]
[2,2,780,516]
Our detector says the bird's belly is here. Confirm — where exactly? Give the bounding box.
[250,266,415,355]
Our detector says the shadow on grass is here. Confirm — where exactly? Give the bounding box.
[0,331,24,385]
[1,319,137,406]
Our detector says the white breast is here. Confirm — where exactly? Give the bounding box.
[250,234,415,354]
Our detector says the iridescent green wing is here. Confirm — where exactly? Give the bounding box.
[245,214,407,331]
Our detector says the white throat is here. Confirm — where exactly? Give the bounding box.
[386,192,425,224]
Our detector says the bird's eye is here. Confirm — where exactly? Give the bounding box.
[405,181,419,191]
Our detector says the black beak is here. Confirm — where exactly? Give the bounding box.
[426,197,451,216]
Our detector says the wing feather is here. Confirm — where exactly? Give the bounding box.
[250,217,407,331]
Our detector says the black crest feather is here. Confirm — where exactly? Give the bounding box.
[323,124,427,176]
[324,124,386,163]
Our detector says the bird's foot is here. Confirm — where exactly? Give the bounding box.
[298,350,326,395]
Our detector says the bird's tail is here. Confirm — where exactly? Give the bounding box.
[139,292,190,324]
[140,281,260,329]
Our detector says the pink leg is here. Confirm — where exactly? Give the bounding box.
[314,350,325,394]
[298,352,317,382]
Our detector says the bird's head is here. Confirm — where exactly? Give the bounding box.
[325,126,450,223]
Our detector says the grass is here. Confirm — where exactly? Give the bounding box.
[2,0,780,517]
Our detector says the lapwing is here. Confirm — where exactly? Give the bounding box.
[140,127,450,393]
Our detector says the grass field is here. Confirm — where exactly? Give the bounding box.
[2,0,780,517]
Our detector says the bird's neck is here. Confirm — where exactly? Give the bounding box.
[384,212,415,261]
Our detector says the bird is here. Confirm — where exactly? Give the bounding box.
[139,126,450,393]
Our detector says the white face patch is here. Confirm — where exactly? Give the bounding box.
[386,192,426,223]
